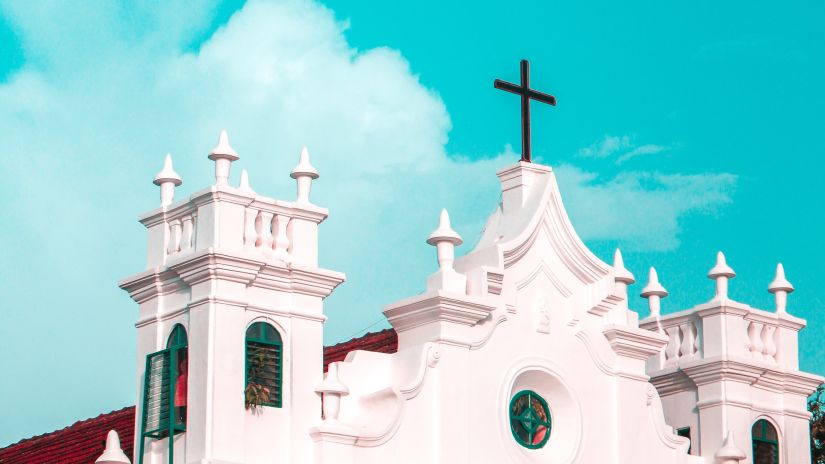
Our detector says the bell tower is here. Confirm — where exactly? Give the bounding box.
[120,132,345,464]
[640,253,822,464]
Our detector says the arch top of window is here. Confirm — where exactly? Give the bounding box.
[752,419,779,442]
[167,324,188,349]
[246,321,282,345]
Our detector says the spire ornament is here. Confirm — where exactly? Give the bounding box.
[708,251,736,301]
[713,431,746,464]
[290,146,319,204]
[612,249,635,299]
[426,209,466,293]
[640,267,668,318]
[208,130,239,186]
[153,154,182,207]
[238,169,255,195]
[768,263,794,314]
[95,430,131,464]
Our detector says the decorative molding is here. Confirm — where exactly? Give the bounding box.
[516,261,572,297]
[383,292,496,333]
[603,325,668,361]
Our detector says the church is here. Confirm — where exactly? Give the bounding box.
[0,63,821,464]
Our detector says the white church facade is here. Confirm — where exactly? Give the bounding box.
[101,125,824,464]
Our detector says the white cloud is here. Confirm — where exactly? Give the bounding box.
[556,165,736,251]
[578,134,669,164]
[577,134,632,158]
[616,143,668,163]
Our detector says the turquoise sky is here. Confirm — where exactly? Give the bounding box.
[1,0,823,447]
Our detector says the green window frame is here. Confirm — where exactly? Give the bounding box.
[752,419,779,464]
[509,390,552,449]
[138,324,188,464]
[245,322,283,408]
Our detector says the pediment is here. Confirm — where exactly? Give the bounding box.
[455,162,611,300]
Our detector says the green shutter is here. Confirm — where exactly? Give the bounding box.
[142,349,171,437]
[138,343,187,464]
[245,322,283,408]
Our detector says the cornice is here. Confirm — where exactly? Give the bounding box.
[383,291,496,333]
[289,264,346,298]
[652,357,824,396]
[693,299,751,318]
[602,324,668,361]
[118,268,183,304]
[650,369,697,396]
[170,250,263,287]
[120,249,346,305]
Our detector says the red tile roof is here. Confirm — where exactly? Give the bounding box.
[0,329,399,463]
[323,328,398,370]
[0,406,135,464]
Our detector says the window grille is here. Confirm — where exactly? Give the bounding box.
[245,322,283,408]
[509,390,552,449]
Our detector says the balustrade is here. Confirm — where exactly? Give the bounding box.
[662,319,701,365]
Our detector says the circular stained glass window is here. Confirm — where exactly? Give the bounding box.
[509,390,552,449]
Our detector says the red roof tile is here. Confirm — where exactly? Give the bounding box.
[323,328,398,370]
[0,329,399,463]
[0,406,135,464]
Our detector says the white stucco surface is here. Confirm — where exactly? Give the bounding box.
[117,133,821,464]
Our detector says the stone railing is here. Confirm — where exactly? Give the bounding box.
[744,314,779,364]
[642,302,804,371]
[242,205,292,261]
[658,317,702,366]
[164,208,197,258]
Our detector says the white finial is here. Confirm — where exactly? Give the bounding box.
[290,146,320,204]
[768,263,794,314]
[153,154,182,207]
[612,249,635,299]
[316,363,349,422]
[238,169,255,194]
[427,209,463,271]
[95,430,131,464]
[208,130,239,186]
[425,209,466,293]
[714,431,746,463]
[708,251,736,301]
[641,267,668,317]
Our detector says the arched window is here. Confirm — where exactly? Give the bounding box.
[752,419,779,464]
[245,322,283,409]
[138,324,188,464]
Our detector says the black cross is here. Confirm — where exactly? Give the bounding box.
[494,59,556,163]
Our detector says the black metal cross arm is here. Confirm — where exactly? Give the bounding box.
[493,80,557,106]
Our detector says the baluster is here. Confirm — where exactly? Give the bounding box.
[747,322,763,359]
[258,211,275,251]
[679,322,694,359]
[272,214,291,261]
[167,219,182,255]
[180,215,193,253]
[254,210,274,250]
[665,326,681,363]
[762,325,777,362]
[692,322,701,357]
[243,208,258,248]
